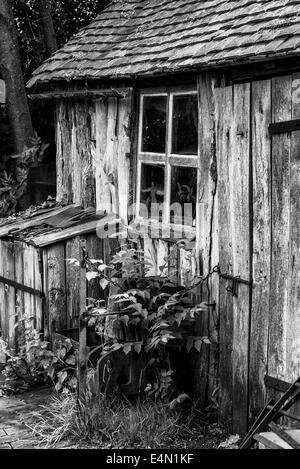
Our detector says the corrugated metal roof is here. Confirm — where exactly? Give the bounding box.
[28,0,300,88]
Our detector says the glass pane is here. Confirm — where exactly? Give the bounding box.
[140,164,165,219]
[142,96,167,153]
[170,167,197,227]
[172,94,198,155]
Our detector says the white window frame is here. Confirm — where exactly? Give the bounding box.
[136,87,199,228]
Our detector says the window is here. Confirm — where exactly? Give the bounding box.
[137,89,199,228]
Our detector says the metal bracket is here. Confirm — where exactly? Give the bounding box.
[219,272,252,297]
[0,275,45,299]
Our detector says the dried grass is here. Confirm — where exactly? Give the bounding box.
[29,393,186,449]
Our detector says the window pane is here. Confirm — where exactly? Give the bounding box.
[142,96,167,153]
[140,163,165,219]
[170,167,197,227]
[172,94,198,155]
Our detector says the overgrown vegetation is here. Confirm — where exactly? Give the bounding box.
[13,0,110,80]
[0,132,49,217]
[0,311,77,395]
[79,243,211,402]
[0,241,220,447]
[30,393,188,448]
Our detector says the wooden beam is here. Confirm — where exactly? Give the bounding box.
[28,88,132,101]
[32,215,123,247]
[269,119,300,134]
[0,275,45,299]
[264,375,292,394]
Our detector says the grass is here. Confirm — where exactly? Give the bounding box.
[29,392,191,449]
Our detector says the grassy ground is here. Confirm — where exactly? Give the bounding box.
[29,392,227,449]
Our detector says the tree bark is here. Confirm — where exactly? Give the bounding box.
[37,0,58,58]
[0,0,34,154]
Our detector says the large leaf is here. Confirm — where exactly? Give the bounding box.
[194,339,203,353]
[100,278,110,290]
[120,315,130,327]
[123,344,132,355]
[87,272,99,282]
[134,343,142,355]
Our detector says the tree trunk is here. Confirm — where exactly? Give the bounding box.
[0,0,34,154]
[37,0,58,57]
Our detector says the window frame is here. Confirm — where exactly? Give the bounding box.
[136,86,199,228]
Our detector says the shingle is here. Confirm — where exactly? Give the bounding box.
[27,0,300,88]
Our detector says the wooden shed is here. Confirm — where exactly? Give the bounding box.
[2,0,300,435]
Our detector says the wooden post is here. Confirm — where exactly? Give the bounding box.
[77,237,88,402]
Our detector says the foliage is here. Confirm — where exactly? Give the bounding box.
[218,434,240,449]
[82,243,211,402]
[12,0,110,80]
[0,132,49,217]
[0,311,77,395]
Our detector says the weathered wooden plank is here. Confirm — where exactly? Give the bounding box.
[231,82,251,436]
[0,240,7,343]
[0,205,77,238]
[168,243,179,283]
[117,92,132,224]
[95,97,118,214]
[0,240,15,348]
[86,234,104,304]
[78,238,88,401]
[196,73,219,404]
[23,244,36,334]
[249,79,272,423]
[76,100,96,208]
[56,99,96,207]
[287,72,300,383]
[42,248,50,341]
[215,84,234,428]
[95,98,109,212]
[56,101,73,204]
[66,237,82,329]
[47,244,67,336]
[14,241,25,350]
[269,76,292,381]
[33,248,43,334]
[95,93,132,222]
[32,215,111,247]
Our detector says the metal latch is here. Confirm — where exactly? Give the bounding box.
[216,269,252,298]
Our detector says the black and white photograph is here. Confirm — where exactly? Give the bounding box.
[0,0,300,455]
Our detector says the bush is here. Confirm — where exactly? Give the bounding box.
[82,243,211,401]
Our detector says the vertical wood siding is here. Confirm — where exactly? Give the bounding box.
[249,79,272,422]
[196,74,219,406]
[289,72,300,384]
[205,73,300,434]
[215,83,235,427]
[56,100,96,208]
[56,93,132,223]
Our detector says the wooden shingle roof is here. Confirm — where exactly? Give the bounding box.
[28,0,300,88]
